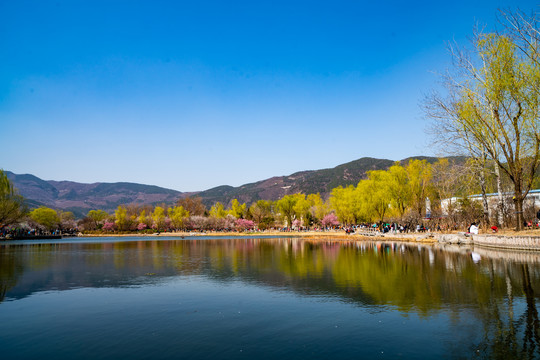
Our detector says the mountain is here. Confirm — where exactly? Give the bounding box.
[193,157,395,206]
[193,156,467,206]
[5,172,183,218]
[6,156,464,217]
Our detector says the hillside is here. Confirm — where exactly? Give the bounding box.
[6,156,463,217]
[6,172,183,218]
[194,157,396,206]
[192,156,468,206]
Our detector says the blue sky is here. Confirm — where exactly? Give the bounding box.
[1,0,537,191]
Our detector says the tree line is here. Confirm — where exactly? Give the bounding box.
[3,154,538,235]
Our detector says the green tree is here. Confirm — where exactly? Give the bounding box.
[87,209,108,228]
[115,205,128,231]
[276,194,303,227]
[228,199,246,219]
[406,160,432,218]
[386,162,411,221]
[210,202,228,219]
[0,170,13,196]
[330,185,361,224]
[293,195,311,226]
[137,210,149,226]
[152,206,166,230]
[29,207,60,231]
[0,170,26,227]
[307,193,329,225]
[249,200,273,225]
[358,170,393,222]
[169,206,189,229]
[426,31,540,230]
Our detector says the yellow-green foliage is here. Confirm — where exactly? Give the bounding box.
[210,202,227,218]
[228,199,246,218]
[115,205,128,231]
[276,193,304,227]
[330,185,361,224]
[87,209,108,224]
[405,160,433,217]
[152,206,166,230]
[169,206,189,228]
[29,207,60,230]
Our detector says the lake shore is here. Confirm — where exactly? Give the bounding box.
[78,229,540,250]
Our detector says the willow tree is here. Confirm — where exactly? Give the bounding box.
[426,32,540,230]
[0,170,26,227]
[357,171,393,223]
[152,206,166,230]
[306,193,329,224]
[276,194,304,228]
[169,205,189,229]
[115,205,129,231]
[386,162,411,221]
[249,200,273,227]
[406,160,433,219]
[329,186,361,224]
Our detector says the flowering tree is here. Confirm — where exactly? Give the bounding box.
[103,221,116,231]
[321,213,339,228]
[164,217,172,230]
[225,215,236,229]
[137,223,147,231]
[235,218,255,231]
[292,219,302,229]
[188,215,207,231]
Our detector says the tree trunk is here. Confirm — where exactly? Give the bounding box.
[495,166,504,227]
[514,189,524,231]
[478,165,490,228]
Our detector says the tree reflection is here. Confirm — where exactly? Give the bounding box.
[0,246,25,302]
[1,237,539,358]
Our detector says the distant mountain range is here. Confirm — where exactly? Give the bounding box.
[6,156,461,218]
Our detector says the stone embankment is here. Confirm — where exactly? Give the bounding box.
[381,231,540,251]
[469,234,540,250]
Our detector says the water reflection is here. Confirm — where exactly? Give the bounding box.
[1,237,540,358]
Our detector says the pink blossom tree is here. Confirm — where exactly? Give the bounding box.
[103,222,116,231]
[321,213,339,228]
[137,223,147,231]
[188,216,207,231]
[235,218,255,231]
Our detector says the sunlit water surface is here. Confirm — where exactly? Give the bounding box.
[1,236,539,359]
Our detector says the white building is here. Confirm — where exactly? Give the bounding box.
[440,189,540,217]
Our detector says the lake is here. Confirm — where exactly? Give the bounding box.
[1,236,539,359]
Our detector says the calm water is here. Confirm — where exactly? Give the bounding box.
[1,236,539,359]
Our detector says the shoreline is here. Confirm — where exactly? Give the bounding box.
[78,230,540,251]
[5,230,540,251]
